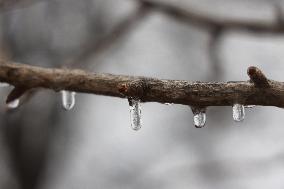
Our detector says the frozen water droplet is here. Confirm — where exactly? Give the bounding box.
[7,99,19,109]
[61,90,76,110]
[232,104,245,122]
[0,82,9,87]
[128,98,142,131]
[193,112,206,128]
[191,107,206,128]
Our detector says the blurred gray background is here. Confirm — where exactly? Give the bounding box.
[0,0,284,188]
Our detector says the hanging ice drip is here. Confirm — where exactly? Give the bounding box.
[128,98,142,131]
[61,90,76,110]
[232,103,245,122]
[191,106,207,128]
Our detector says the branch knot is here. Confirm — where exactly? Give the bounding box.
[117,79,149,101]
[247,66,270,88]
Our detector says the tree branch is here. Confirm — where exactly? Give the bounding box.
[0,60,283,108]
[67,3,152,68]
[139,0,284,33]
[6,86,29,103]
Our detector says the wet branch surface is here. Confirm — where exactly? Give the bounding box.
[0,61,284,108]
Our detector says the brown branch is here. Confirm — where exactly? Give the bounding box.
[139,0,284,33]
[247,66,270,88]
[0,60,283,107]
[6,86,29,103]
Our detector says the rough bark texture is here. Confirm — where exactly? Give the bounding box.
[0,61,283,108]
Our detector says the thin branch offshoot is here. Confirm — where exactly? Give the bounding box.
[139,0,284,33]
[0,61,283,108]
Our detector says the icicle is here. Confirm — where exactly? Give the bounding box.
[232,104,245,122]
[193,112,206,128]
[191,107,206,128]
[128,98,142,131]
[61,90,76,111]
[0,82,9,87]
[7,99,19,109]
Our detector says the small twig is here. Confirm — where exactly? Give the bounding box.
[247,66,270,88]
[6,86,29,103]
[67,3,152,68]
[275,2,284,28]
[139,0,284,33]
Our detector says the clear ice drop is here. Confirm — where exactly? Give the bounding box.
[7,99,19,109]
[193,112,206,128]
[191,107,206,128]
[61,90,76,111]
[232,104,245,122]
[128,98,142,131]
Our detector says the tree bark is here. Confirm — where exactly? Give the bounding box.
[0,61,283,107]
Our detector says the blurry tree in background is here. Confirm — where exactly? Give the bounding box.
[1,0,284,189]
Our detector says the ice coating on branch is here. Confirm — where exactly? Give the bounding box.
[128,98,142,131]
[61,90,76,111]
[232,104,245,122]
[191,107,206,128]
